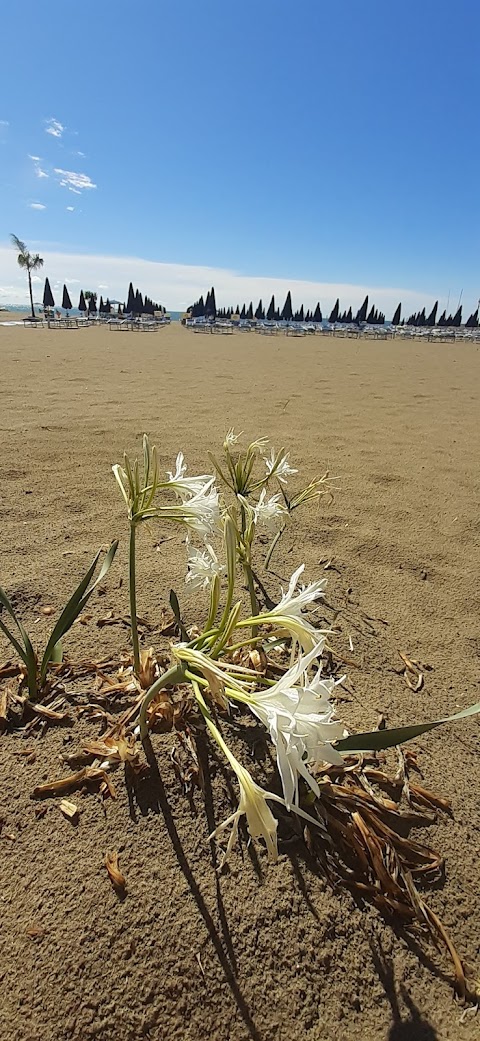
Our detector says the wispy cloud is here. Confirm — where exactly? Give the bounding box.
[0,120,9,126]
[54,168,97,192]
[75,150,86,157]
[0,245,455,314]
[45,118,65,138]
[28,154,49,178]
[66,206,75,211]
[29,203,46,210]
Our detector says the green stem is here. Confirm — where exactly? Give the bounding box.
[265,524,286,569]
[243,561,259,636]
[129,522,141,676]
[139,662,185,740]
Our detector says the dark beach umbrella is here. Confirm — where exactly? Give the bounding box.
[266,296,276,320]
[240,304,246,319]
[426,302,438,327]
[329,299,340,323]
[298,304,304,322]
[99,296,105,313]
[391,303,401,325]
[208,286,217,318]
[126,283,135,314]
[88,294,97,314]
[346,307,353,323]
[356,295,369,323]
[452,306,462,327]
[465,308,479,328]
[62,284,72,311]
[417,308,426,327]
[281,291,293,321]
[255,300,264,320]
[134,290,143,314]
[438,310,446,327]
[366,305,375,324]
[117,304,123,317]
[78,290,87,312]
[104,298,111,314]
[246,302,253,320]
[43,277,54,309]
[313,303,322,323]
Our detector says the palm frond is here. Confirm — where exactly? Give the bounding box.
[31,255,44,270]
[10,233,27,255]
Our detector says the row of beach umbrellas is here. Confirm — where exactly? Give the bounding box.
[188,288,480,329]
[42,278,164,316]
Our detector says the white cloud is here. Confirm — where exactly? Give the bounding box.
[28,155,49,178]
[75,150,86,157]
[29,203,46,210]
[45,118,65,138]
[31,275,43,283]
[98,283,108,289]
[0,120,9,126]
[54,168,96,192]
[66,206,75,211]
[0,244,460,316]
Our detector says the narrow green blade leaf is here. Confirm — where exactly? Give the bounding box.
[50,640,63,664]
[0,616,28,664]
[169,588,188,641]
[40,541,118,680]
[0,586,36,673]
[335,702,480,753]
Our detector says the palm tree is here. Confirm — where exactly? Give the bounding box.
[10,234,44,319]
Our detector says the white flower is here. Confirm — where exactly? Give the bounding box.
[224,428,243,448]
[259,564,327,652]
[170,484,220,538]
[210,761,280,864]
[186,543,224,591]
[264,448,298,485]
[252,488,287,532]
[249,643,347,809]
[166,452,216,501]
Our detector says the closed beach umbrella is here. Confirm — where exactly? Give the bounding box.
[88,295,97,314]
[126,283,135,314]
[329,299,340,323]
[313,303,322,323]
[266,295,276,320]
[78,290,87,312]
[62,285,72,311]
[391,303,401,325]
[356,296,369,323]
[281,291,293,321]
[43,277,54,309]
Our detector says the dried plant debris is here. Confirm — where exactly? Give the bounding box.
[305,755,474,1001]
[105,851,126,893]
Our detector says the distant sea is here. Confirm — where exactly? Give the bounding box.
[0,305,182,320]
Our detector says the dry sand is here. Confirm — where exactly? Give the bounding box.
[0,322,479,1041]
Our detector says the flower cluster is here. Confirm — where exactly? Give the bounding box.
[115,431,346,864]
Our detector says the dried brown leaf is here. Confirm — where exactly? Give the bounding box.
[105,851,126,892]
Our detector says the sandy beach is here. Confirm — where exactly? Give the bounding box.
[0,321,479,1041]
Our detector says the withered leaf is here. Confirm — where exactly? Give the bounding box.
[105,851,126,892]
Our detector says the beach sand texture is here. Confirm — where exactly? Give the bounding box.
[0,322,479,1041]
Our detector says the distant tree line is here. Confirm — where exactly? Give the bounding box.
[187,289,478,328]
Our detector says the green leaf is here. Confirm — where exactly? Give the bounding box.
[40,541,118,681]
[335,702,480,753]
[50,640,63,664]
[169,588,189,642]
[0,585,37,685]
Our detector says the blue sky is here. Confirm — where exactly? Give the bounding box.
[1,0,479,314]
